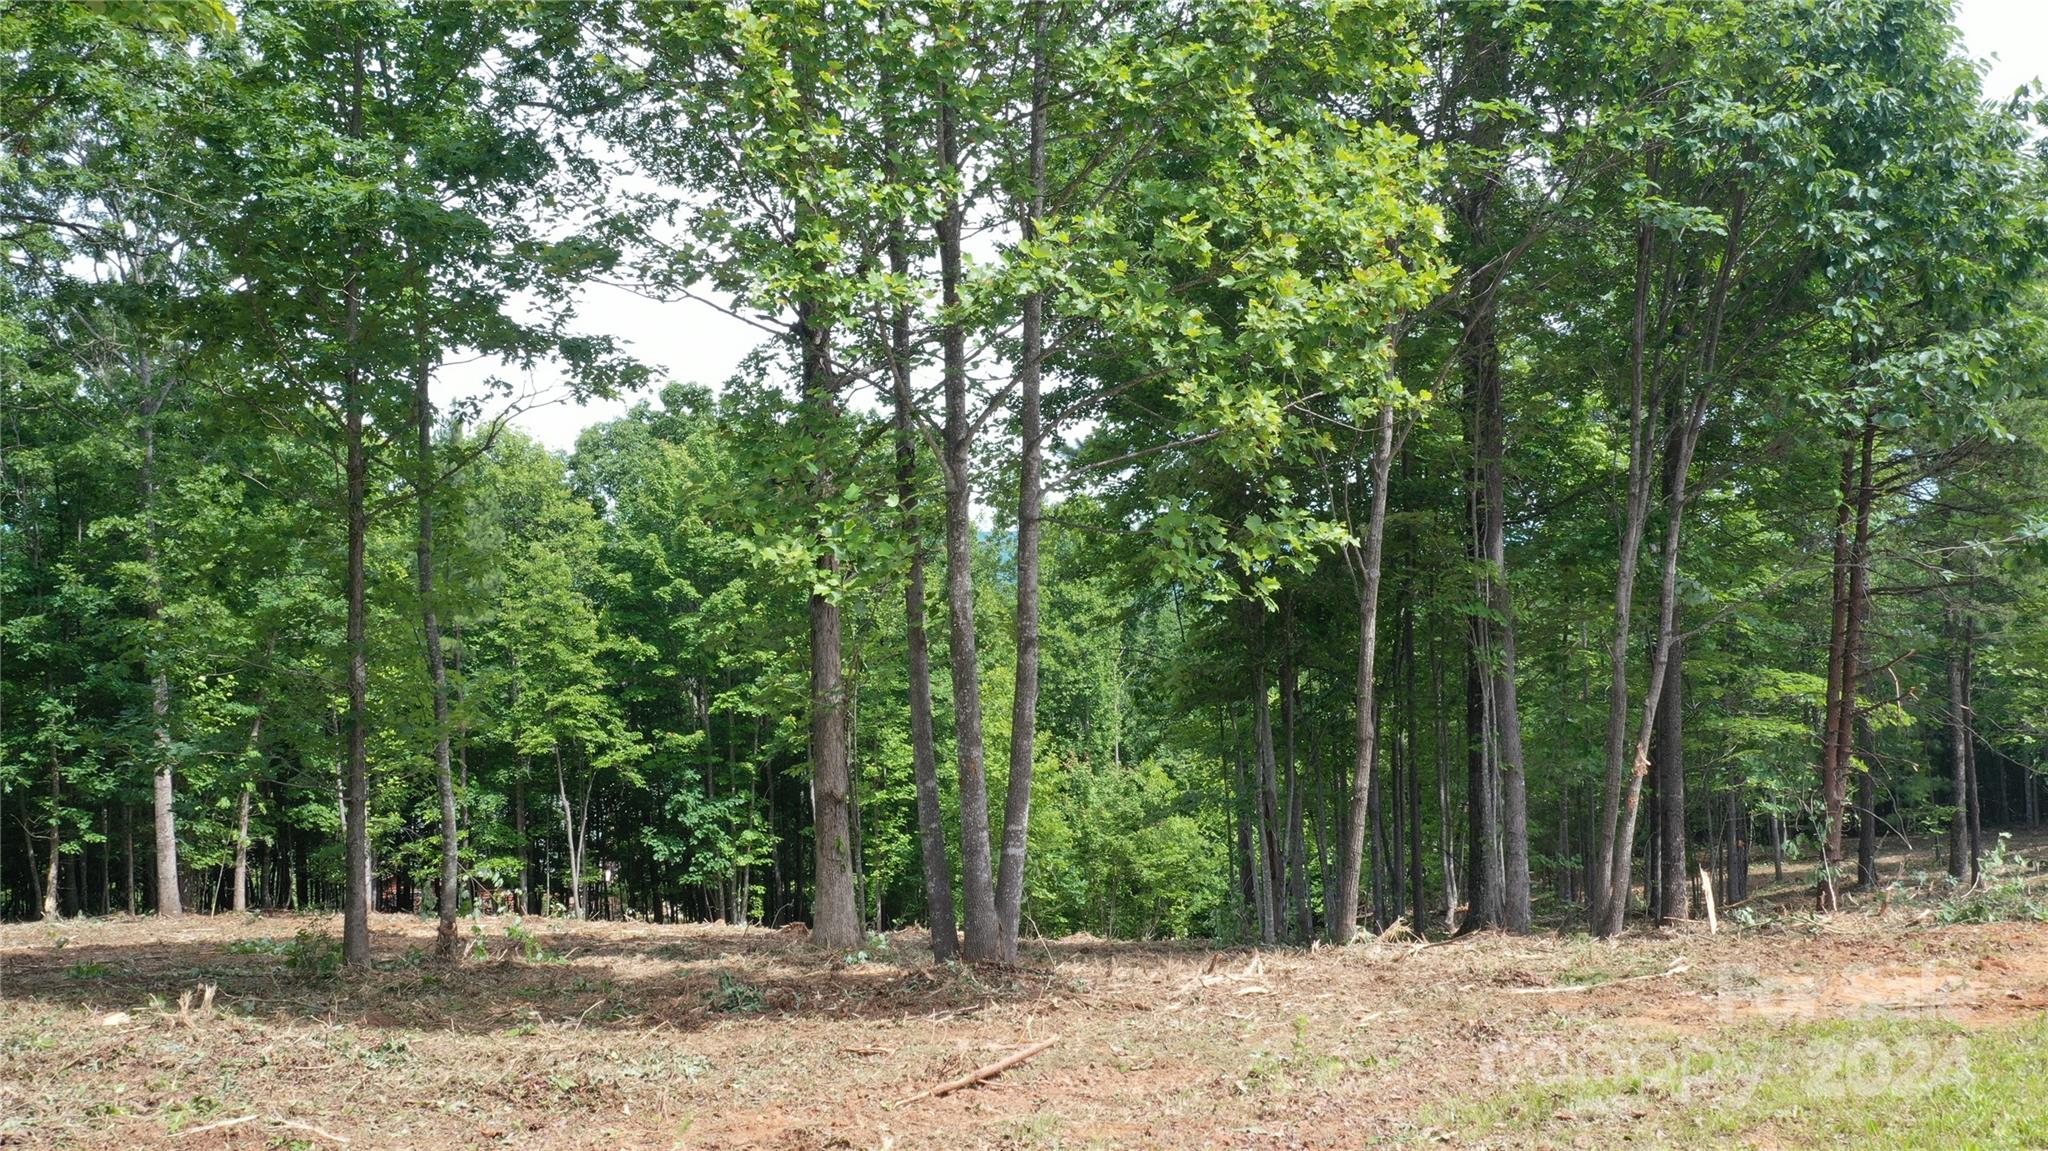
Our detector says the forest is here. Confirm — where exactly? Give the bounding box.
[6,0,2048,976]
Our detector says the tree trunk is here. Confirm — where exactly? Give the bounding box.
[1253,653,1282,944]
[1855,713,1878,890]
[1654,631,1687,923]
[1405,602,1425,928]
[1464,629,1504,931]
[340,367,371,960]
[232,784,252,914]
[995,0,1050,966]
[1963,623,1982,881]
[339,41,372,967]
[1433,621,1459,932]
[1451,10,1526,935]
[1945,617,1968,880]
[515,774,531,913]
[138,371,183,920]
[1476,334,1529,935]
[1598,410,1699,937]
[413,356,461,959]
[1282,616,1311,940]
[555,746,581,918]
[43,755,61,920]
[1368,692,1388,932]
[797,298,860,951]
[1591,213,1658,937]
[1821,419,1877,907]
[936,90,1000,963]
[1333,405,1398,943]
[124,806,136,916]
[886,213,958,964]
[1725,785,1749,903]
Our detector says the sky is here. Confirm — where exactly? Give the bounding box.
[447,0,2048,454]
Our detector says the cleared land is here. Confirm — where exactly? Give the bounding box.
[5,845,2048,1149]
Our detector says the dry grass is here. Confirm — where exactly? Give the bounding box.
[5,847,2048,1149]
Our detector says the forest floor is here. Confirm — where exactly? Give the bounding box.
[5,833,2048,1150]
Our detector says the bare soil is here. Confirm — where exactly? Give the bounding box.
[5,847,2047,1149]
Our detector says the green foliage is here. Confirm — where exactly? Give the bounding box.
[707,973,764,1014]
[3,0,2046,958]
[1938,835,2048,925]
[502,919,561,964]
[282,930,342,981]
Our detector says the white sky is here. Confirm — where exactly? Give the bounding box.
[446,1,2048,454]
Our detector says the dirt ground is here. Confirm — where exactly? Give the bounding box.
[5,845,2047,1150]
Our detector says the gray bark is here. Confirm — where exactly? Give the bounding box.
[1332,406,1398,943]
[936,89,1000,963]
[995,3,1049,964]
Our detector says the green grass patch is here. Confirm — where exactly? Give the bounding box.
[1431,1014,2048,1148]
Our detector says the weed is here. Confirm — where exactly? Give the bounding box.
[842,930,894,967]
[283,929,341,980]
[504,917,561,963]
[64,960,116,979]
[707,972,764,1013]
[1938,834,2048,924]
[225,937,288,955]
[359,1036,412,1069]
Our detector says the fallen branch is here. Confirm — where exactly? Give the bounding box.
[892,1036,1059,1106]
[1509,962,1691,995]
[274,1119,351,1145]
[178,1115,350,1144]
[179,1116,259,1137]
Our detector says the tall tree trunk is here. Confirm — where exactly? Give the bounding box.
[413,356,461,959]
[43,755,61,919]
[1821,419,1877,908]
[1405,603,1426,929]
[1963,622,1982,881]
[1368,693,1388,932]
[1654,632,1687,923]
[1475,330,1529,934]
[1252,653,1282,944]
[995,0,1050,966]
[1818,441,1855,898]
[124,806,136,915]
[232,784,252,914]
[1727,787,1749,903]
[339,42,372,967]
[936,90,1000,964]
[1855,713,1878,890]
[797,298,860,951]
[1948,613,1971,881]
[1333,405,1398,943]
[341,351,371,960]
[1598,404,1701,937]
[1229,707,1255,934]
[1450,9,1524,935]
[1433,619,1459,932]
[886,215,958,964]
[514,774,531,913]
[1591,206,1659,937]
[142,396,182,919]
[1282,614,1310,940]
[555,746,581,919]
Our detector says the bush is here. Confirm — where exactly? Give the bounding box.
[1938,835,2048,924]
[283,929,342,980]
